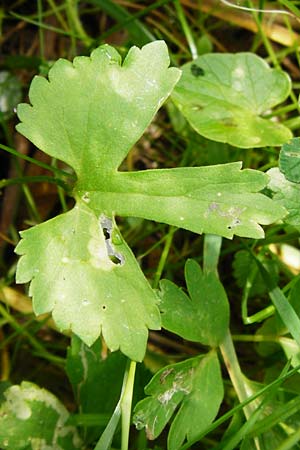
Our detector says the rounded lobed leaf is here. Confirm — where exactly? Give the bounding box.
[171,52,292,148]
[16,41,181,185]
[15,203,161,362]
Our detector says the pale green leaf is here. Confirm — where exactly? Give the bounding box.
[133,351,223,450]
[279,137,300,183]
[159,259,229,346]
[15,202,160,361]
[171,53,292,148]
[14,43,288,364]
[267,168,300,231]
[0,382,82,450]
[16,41,180,184]
[81,162,286,239]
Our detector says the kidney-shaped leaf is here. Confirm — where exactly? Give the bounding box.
[171,53,292,148]
[133,351,223,450]
[159,259,229,346]
[15,202,160,361]
[0,382,82,450]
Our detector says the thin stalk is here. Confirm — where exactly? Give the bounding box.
[152,226,176,288]
[203,234,222,275]
[203,235,259,445]
[174,0,198,60]
[46,0,69,31]
[66,0,92,47]
[37,0,45,60]
[9,11,81,39]
[0,122,41,223]
[0,303,64,366]
[220,330,256,420]
[0,143,75,179]
[0,175,70,192]
[94,358,136,450]
[121,360,137,450]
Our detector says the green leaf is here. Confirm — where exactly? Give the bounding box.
[0,382,82,450]
[279,137,300,183]
[82,162,286,240]
[17,41,180,185]
[267,168,300,231]
[15,42,288,362]
[171,53,292,148]
[133,351,223,450]
[159,259,229,346]
[15,202,160,361]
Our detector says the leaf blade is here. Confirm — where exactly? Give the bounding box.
[171,53,292,148]
[16,203,160,361]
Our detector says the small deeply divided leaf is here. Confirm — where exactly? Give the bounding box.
[15,202,160,361]
[171,53,292,148]
[159,259,229,346]
[0,381,82,450]
[133,351,223,450]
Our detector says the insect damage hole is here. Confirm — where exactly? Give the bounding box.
[100,215,125,266]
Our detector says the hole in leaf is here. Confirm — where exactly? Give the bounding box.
[100,214,125,266]
[102,305,107,310]
[190,64,205,77]
[103,227,110,240]
[109,254,123,265]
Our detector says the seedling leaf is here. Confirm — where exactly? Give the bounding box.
[171,53,292,148]
[133,351,223,450]
[15,202,160,361]
[0,381,82,449]
[279,137,300,183]
[159,259,229,346]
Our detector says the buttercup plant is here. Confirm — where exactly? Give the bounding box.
[1,38,299,450]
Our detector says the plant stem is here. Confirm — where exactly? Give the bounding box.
[121,360,137,450]
[152,226,176,289]
[219,330,255,420]
[174,0,198,60]
[203,234,222,275]
[203,235,259,441]
[0,143,75,178]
